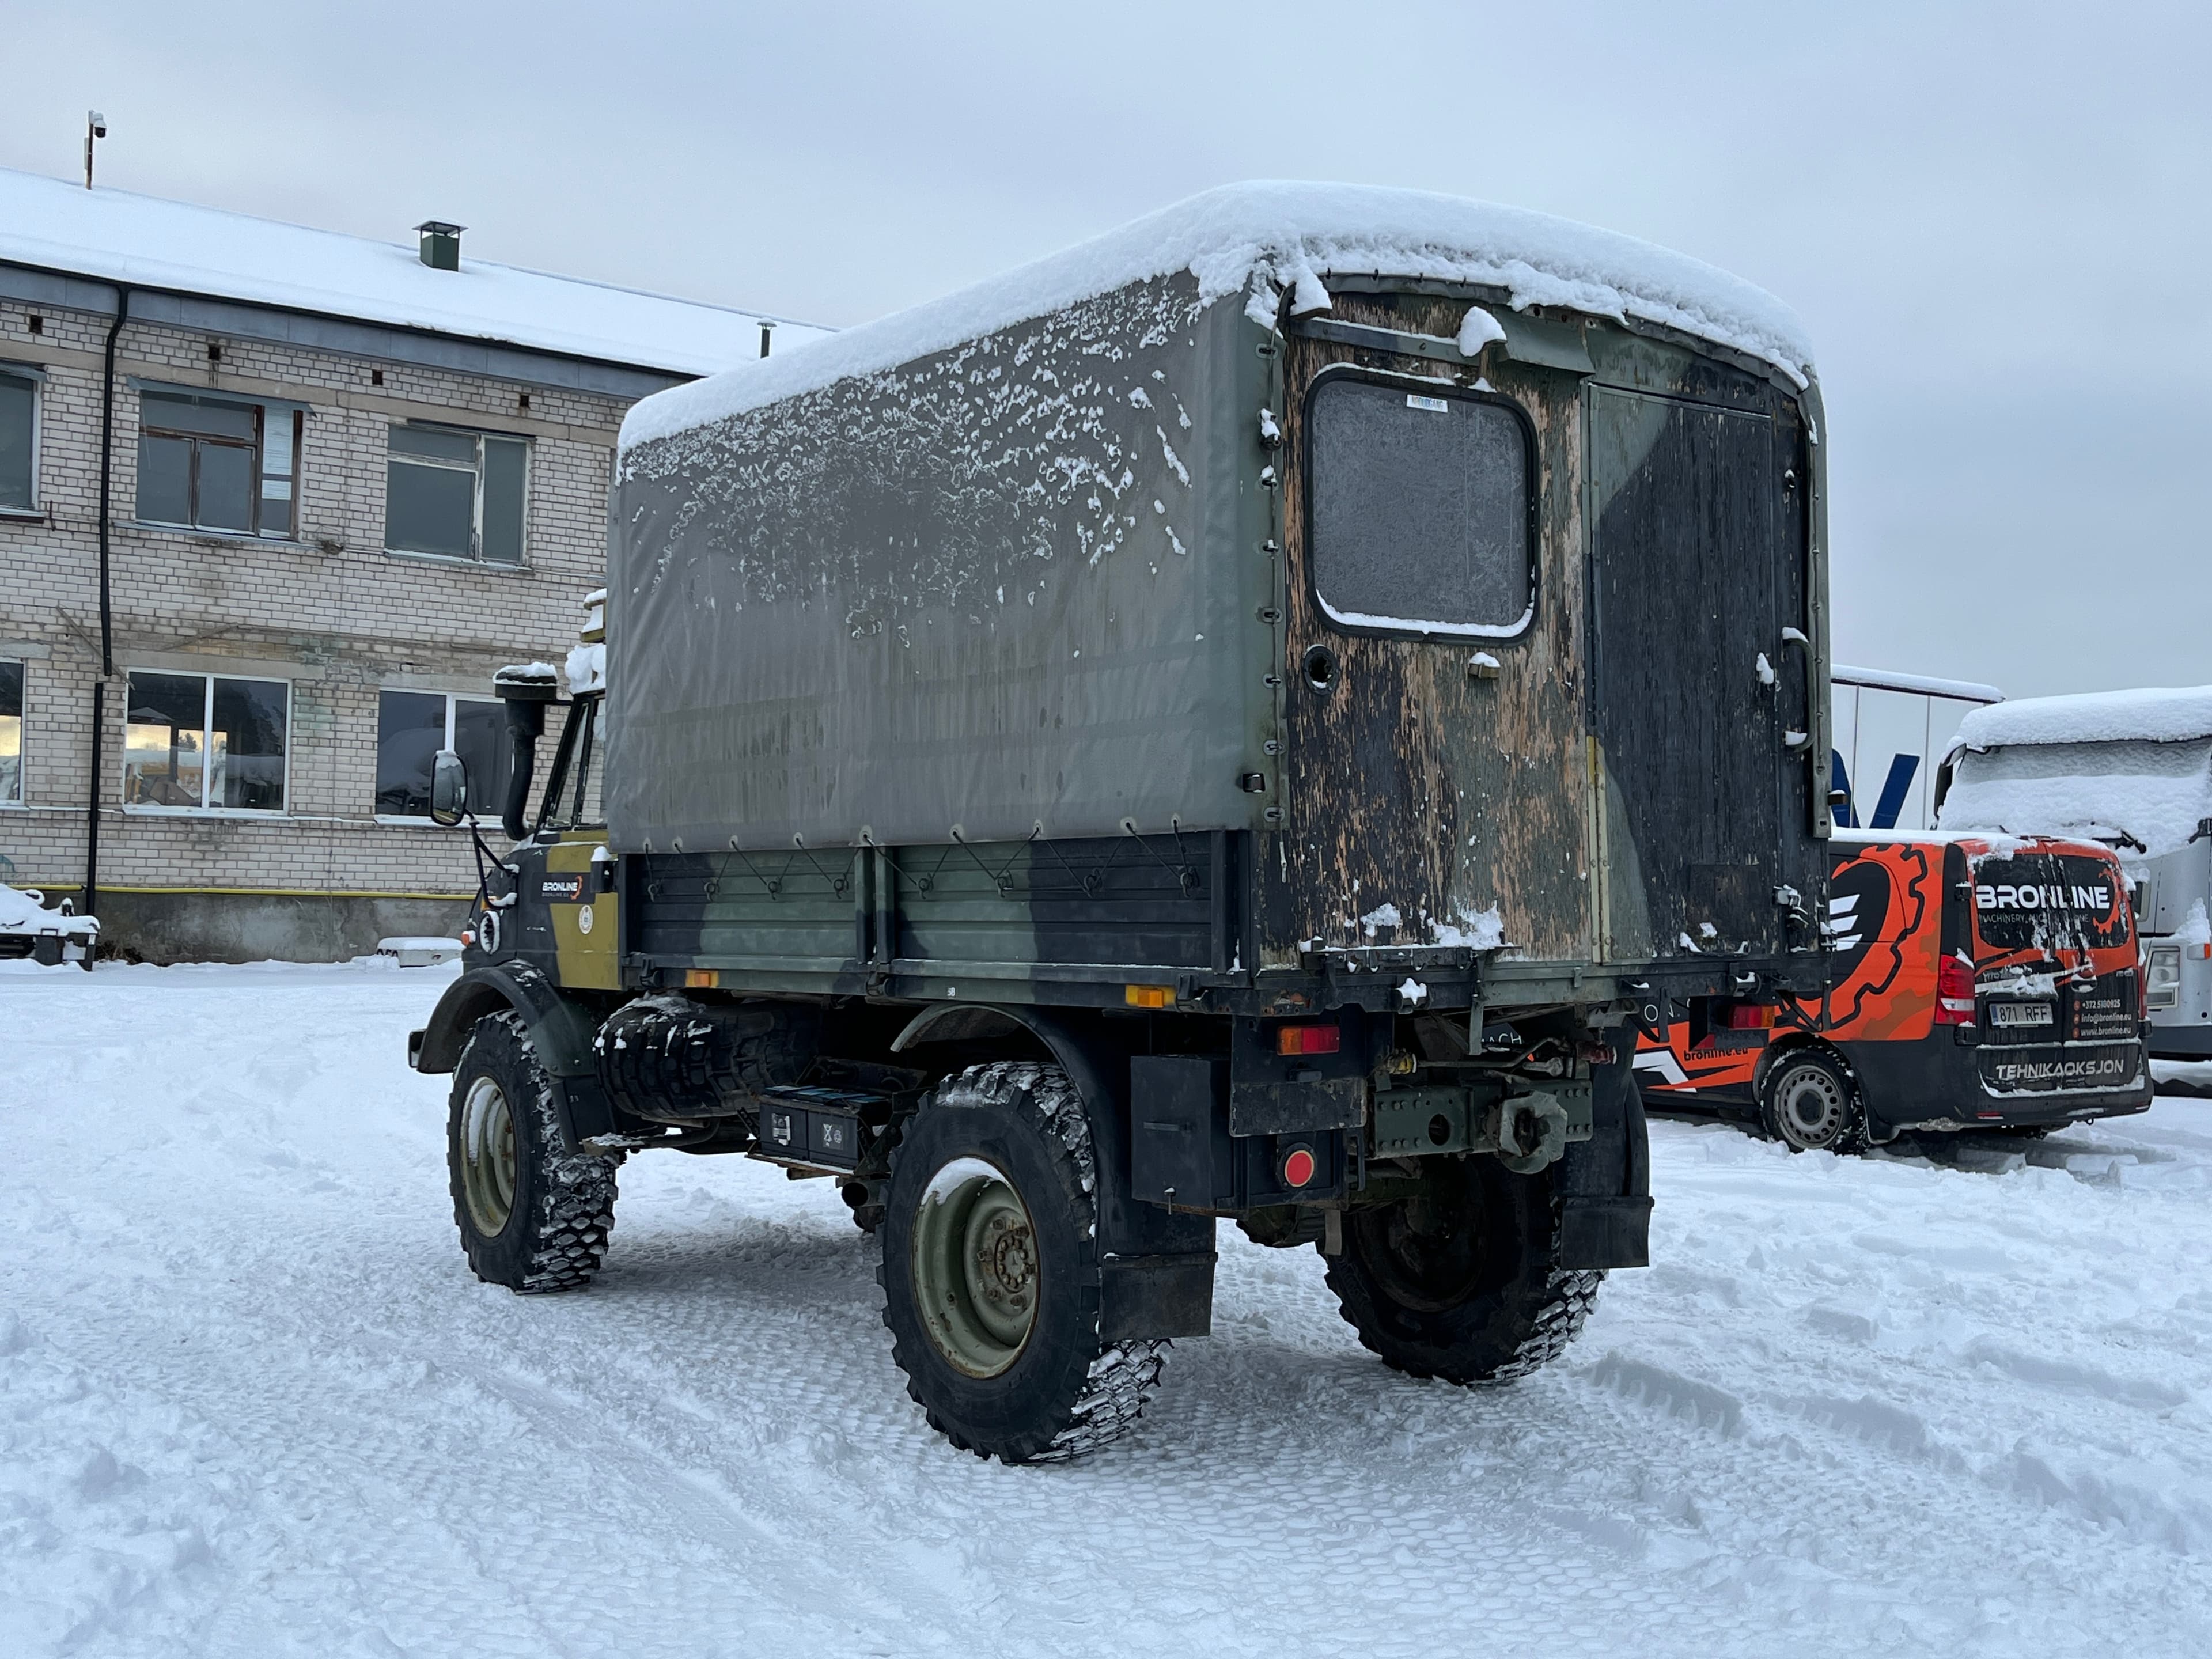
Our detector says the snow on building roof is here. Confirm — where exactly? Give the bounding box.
[620,179,1815,451]
[0,165,828,378]
[1955,686,2212,750]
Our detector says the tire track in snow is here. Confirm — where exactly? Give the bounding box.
[7,964,2212,1658]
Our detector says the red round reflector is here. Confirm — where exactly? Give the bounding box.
[1281,1145,1317,1188]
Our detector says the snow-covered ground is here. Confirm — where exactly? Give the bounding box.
[5,963,2210,1658]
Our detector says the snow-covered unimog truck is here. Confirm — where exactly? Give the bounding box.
[408,183,1834,1462]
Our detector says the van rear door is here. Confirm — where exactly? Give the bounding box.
[1970,846,2141,1073]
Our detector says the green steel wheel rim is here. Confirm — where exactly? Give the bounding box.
[911,1158,1040,1378]
[462,1074,518,1236]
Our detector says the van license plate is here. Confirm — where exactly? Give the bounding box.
[1990,1002,2055,1028]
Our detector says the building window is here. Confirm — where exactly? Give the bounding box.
[0,659,22,805]
[1,366,39,513]
[386,424,528,565]
[122,671,289,812]
[376,690,511,819]
[136,388,302,538]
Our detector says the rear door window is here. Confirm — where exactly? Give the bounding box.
[1305,374,1532,638]
[1971,852,2131,952]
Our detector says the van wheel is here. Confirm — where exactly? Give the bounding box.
[1324,1156,1603,1384]
[878,1062,1168,1463]
[1760,1048,1863,1154]
[448,1011,621,1292]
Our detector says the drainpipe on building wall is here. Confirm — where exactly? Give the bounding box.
[84,283,130,922]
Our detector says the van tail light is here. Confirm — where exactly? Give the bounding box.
[1935,953,1978,1025]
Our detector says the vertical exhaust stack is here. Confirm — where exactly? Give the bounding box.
[491,664,559,840]
[415,220,465,271]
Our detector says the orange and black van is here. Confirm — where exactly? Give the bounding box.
[1635,834,2152,1150]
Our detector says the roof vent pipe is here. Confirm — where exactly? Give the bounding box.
[759,319,775,359]
[415,221,465,271]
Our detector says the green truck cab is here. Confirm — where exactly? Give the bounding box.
[409,183,1832,1462]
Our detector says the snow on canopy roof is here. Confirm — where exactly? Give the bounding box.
[1833,663,2003,704]
[619,180,1815,451]
[0,166,827,378]
[1955,686,2212,750]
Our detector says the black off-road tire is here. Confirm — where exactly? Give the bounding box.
[879,1061,1167,1463]
[1759,1047,1866,1154]
[1325,1156,1602,1384]
[448,1010,621,1293]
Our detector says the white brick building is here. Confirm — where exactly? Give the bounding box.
[0,168,824,960]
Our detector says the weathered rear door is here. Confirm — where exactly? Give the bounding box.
[1263,294,1595,969]
[1586,382,1815,961]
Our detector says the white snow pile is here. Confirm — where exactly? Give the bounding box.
[622,180,1814,450]
[0,880,97,941]
[5,963,2212,1657]
[1433,904,1508,950]
[0,165,826,377]
[565,641,607,695]
[1956,685,2212,750]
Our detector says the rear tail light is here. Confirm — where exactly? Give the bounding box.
[1275,1023,1342,1056]
[2146,945,2182,1011]
[1935,953,1977,1025]
[1714,1001,1777,1031]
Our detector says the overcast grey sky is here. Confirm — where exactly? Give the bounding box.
[5,1,2205,700]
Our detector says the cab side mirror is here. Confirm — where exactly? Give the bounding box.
[429,749,469,827]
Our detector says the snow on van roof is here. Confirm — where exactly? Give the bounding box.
[0,166,827,377]
[1955,685,2212,750]
[619,180,1815,451]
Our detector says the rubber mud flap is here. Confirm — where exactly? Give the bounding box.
[1099,1252,1217,1340]
[1558,1194,1653,1269]
[1555,1036,1651,1268]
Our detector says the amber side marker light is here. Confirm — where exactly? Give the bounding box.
[1276,1023,1342,1056]
[685,969,721,989]
[1124,984,1173,1009]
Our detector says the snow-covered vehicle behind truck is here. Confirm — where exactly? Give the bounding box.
[407,182,1834,1462]
[1937,685,2212,1060]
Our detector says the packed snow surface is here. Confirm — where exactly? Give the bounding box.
[0,166,826,377]
[621,180,1815,450]
[1957,685,2212,750]
[6,962,2212,1657]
